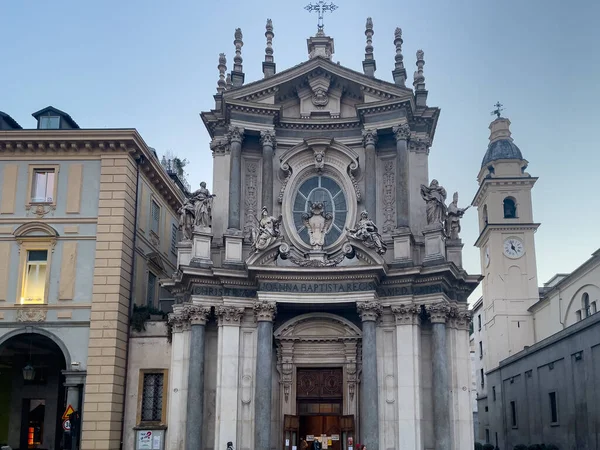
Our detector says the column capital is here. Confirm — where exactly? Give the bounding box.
[392,123,411,142]
[168,308,189,333]
[254,301,277,322]
[216,305,245,326]
[391,303,421,326]
[362,128,378,147]
[408,135,432,153]
[210,137,230,155]
[357,301,382,322]
[227,125,245,144]
[259,129,276,147]
[425,302,451,324]
[447,303,471,330]
[185,304,212,326]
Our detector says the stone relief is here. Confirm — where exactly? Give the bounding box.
[302,202,333,251]
[445,192,470,240]
[313,147,325,171]
[243,161,259,243]
[250,207,283,253]
[16,308,47,322]
[346,211,387,255]
[381,160,396,233]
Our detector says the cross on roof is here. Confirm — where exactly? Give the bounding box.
[305,1,338,34]
[491,102,504,119]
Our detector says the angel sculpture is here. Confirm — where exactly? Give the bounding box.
[302,202,333,250]
[346,210,387,255]
[251,207,283,252]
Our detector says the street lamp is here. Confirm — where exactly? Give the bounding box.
[22,336,36,381]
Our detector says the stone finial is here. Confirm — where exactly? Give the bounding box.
[362,17,376,77]
[263,19,276,78]
[413,49,428,106]
[217,53,227,94]
[231,28,245,87]
[392,27,407,86]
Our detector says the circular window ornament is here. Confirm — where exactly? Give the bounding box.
[292,175,347,248]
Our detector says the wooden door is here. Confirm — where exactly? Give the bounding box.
[283,415,300,450]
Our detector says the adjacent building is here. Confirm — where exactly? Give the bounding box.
[0,107,184,450]
[470,115,600,449]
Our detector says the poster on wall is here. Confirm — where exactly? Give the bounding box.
[138,431,153,450]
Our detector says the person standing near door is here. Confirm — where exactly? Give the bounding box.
[300,438,309,450]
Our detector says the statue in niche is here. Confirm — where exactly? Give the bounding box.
[190,181,215,228]
[420,179,447,225]
[346,210,387,255]
[445,192,469,239]
[178,197,195,241]
[251,207,283,252]
[302,202,333,250]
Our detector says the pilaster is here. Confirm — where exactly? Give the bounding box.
[260,130,276,214]
[393,123,410,229]
[227,125,245,231]
[362,129,378,216]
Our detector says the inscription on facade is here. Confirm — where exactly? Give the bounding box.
[259,281,377,293]
[192,286,257,298]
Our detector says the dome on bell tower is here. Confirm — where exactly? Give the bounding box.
[481,117,523,167]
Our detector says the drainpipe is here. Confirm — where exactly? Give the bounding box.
[119,153,143,450]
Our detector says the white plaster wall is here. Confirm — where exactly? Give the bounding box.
[123,321,171,450]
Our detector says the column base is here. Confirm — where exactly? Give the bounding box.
[392,227,414,266]
[446,238,464,268]
[422,223,446,266]
[190,229,213,268]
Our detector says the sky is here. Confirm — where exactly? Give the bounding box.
[2,0,599,302]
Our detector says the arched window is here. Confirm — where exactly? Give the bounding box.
[503,197,517,219]
[582,293,591,318]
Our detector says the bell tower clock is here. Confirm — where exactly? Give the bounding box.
[472,111,540,370]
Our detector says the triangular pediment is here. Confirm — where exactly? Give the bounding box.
[222,57,414,120]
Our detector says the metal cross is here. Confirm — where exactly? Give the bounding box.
[491,101,504,119]
[305,1,338,33]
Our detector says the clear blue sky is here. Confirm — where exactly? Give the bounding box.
[2,0,599,301]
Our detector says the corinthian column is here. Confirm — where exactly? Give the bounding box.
[214,306,245,450]
[227,125,245,230]
[391,304,422,450]
[260,130,276,213]
[185,305,211,450]
[254,301,277,450]
[362,129,378,216]
[426,302,452,450]
[357,301,381,450]
[392,123,411,228]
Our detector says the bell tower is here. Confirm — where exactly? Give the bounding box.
[472,109,540,370]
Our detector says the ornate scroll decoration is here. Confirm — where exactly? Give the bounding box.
[16,308,47,322]
[281,242,353,267]
[312,88,329,107]
[277,163,292,204]
[392,123,411,142]
[425,302,451,324]
[314,147,325,171]
[382,160,396,233]
[391,304,421,326]
[185,305,211,325]
[216,306,245,325]
[357,301,382,322]
[347,362,357,401]
[25,204,56,218]
[243,161,259,243]
[253,301,277,322]
[347,160,362,203]
[227,125,245,144]
[277,342,294,403]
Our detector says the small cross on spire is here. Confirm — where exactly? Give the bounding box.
[305,1,338,34]
[491,102,504,119]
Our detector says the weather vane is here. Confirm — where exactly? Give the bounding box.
[305,1,338,33]
[491,101,504,119]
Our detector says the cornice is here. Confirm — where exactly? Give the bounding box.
[278,118,362,131]
[472,176,539,206]
[474,223,541,247]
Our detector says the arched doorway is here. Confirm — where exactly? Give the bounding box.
[0,332,67,450]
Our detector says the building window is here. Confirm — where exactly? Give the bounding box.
[171,223,178,254]
[576,310,582,321]
[480,368,485,387]
[479,341,483,359]
[31,169,56,203]
[503,197,517,219]
[21,250,48,304]
[510,401,518,428]
[592,301,597,315]
[39,116,60,129]
[485,429,490,444]
[141,372,164,423]
[492,386,496,401]
[147,272,157,307]
[478,314,482,331]
[150,200,160,235]
[549,391,558,424]
[582,293,591,318]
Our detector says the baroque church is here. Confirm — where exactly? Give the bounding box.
[144,15,480,450]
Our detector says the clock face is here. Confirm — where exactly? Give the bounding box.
[503,237,525,259]
[484,247,490,267]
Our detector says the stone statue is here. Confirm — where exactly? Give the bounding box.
[346,210,387,255]
[251,207,283,252]
[178,197,195,241]
[445,192,469,239]
[190,182,215,228]
[420,179,447,225]
[302,202,333,250]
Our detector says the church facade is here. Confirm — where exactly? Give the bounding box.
[124,20,479,450]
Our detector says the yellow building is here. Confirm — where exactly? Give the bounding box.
[0,107,184,450]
